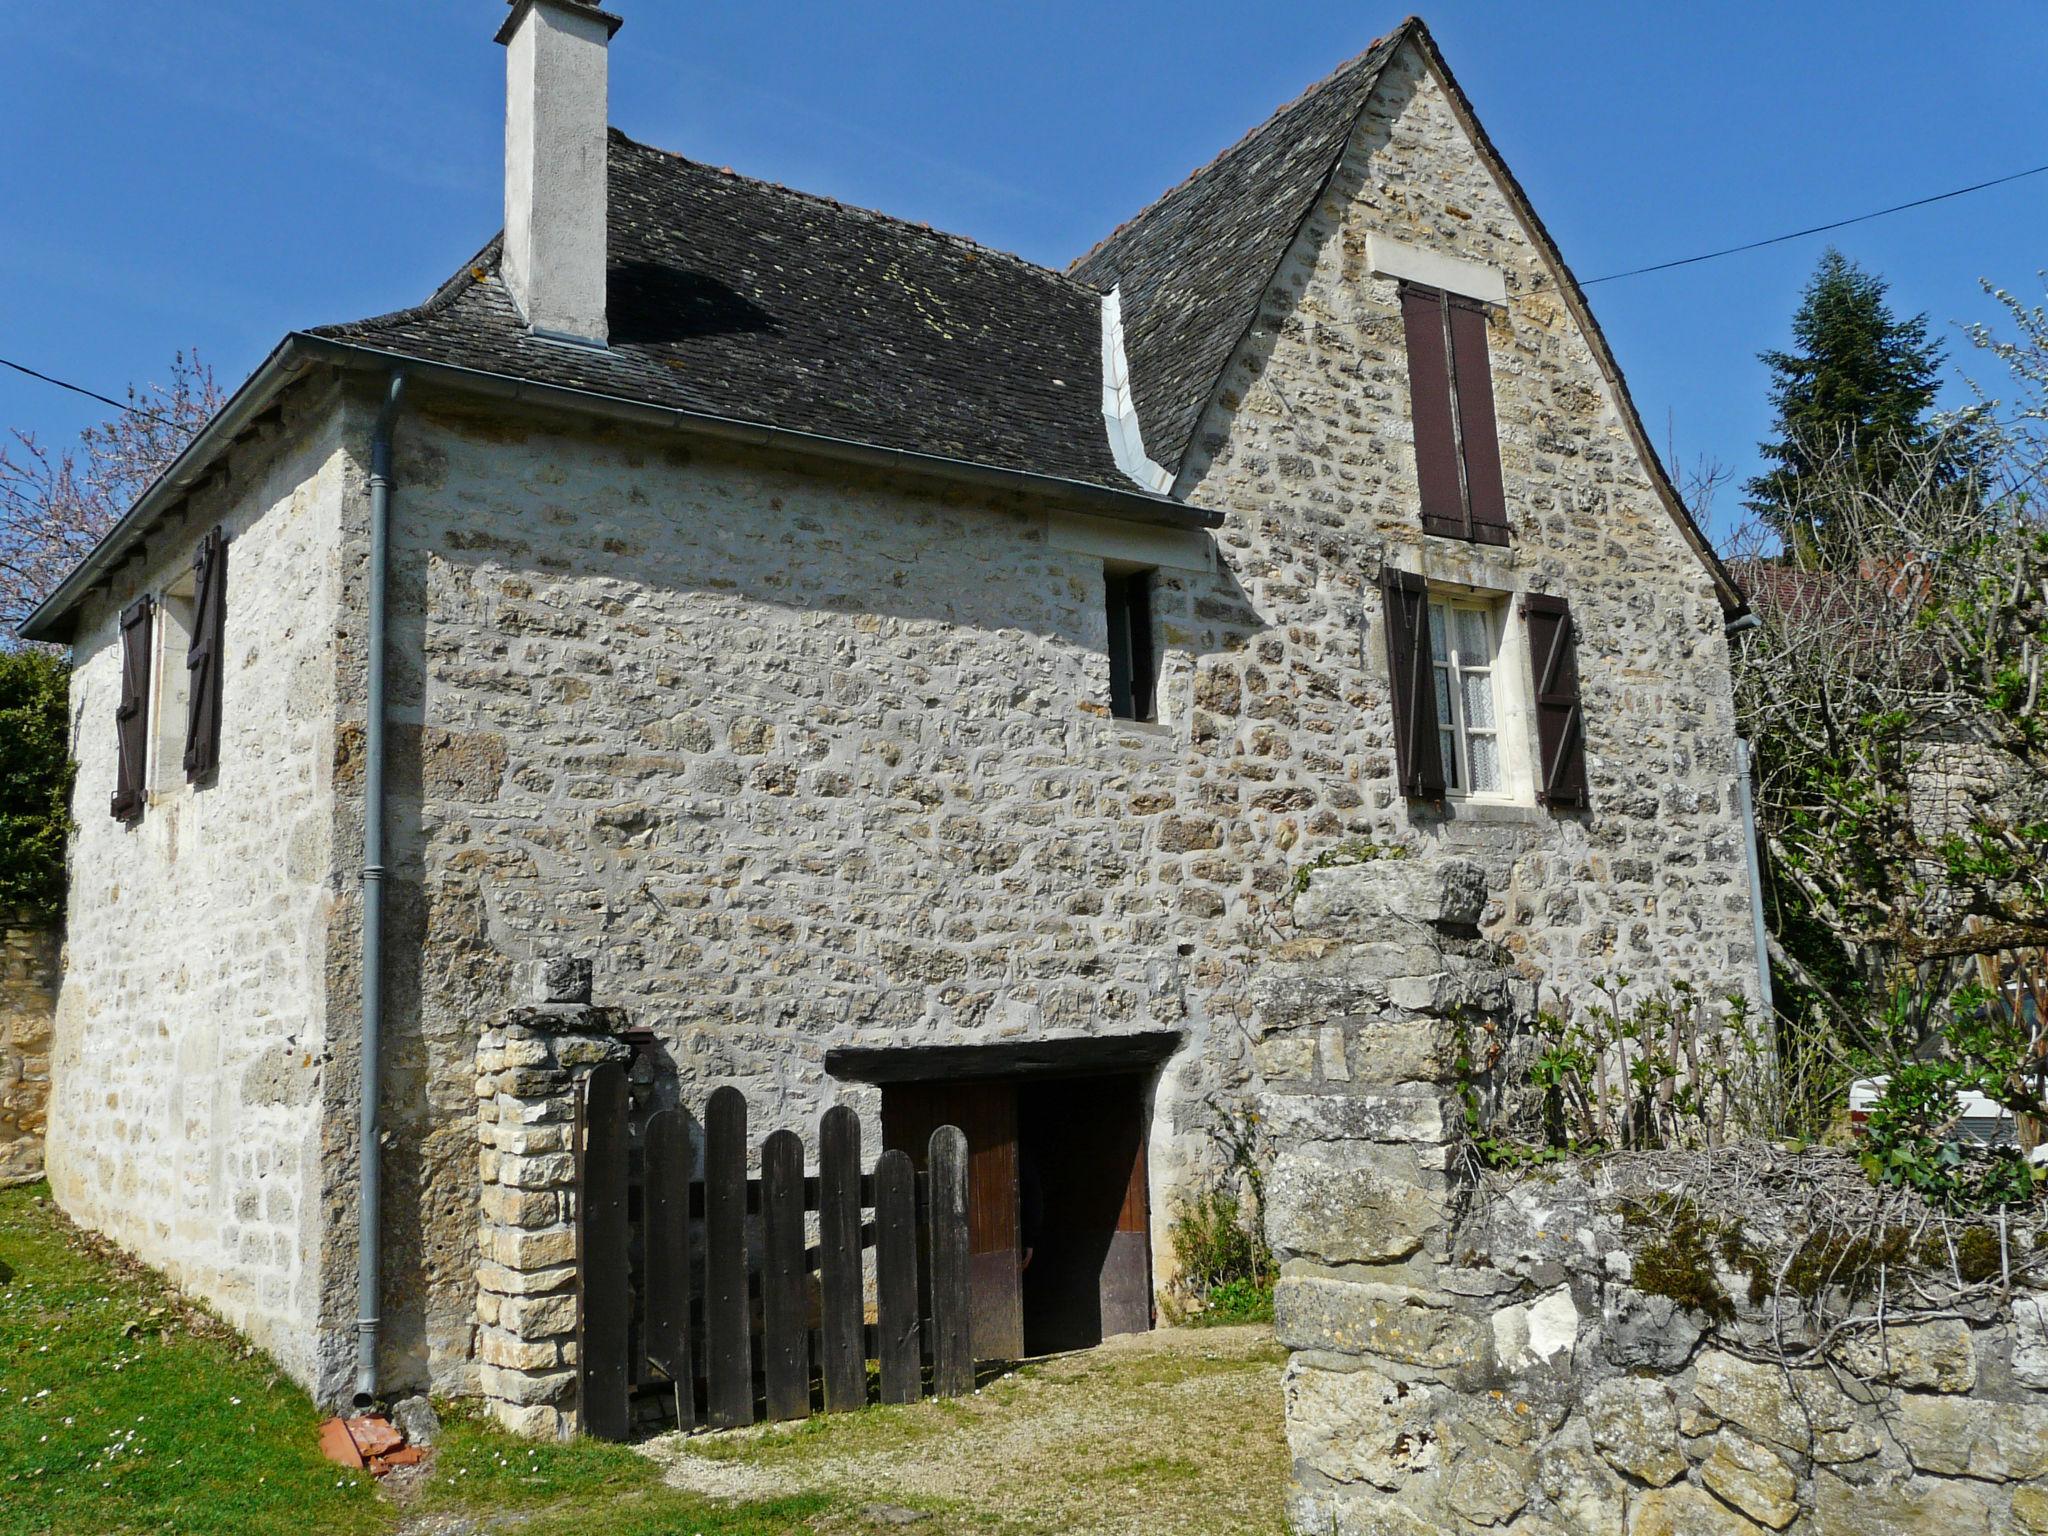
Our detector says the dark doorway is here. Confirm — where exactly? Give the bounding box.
[878,1071,1154,1360]
[1017,1074,1153,1354]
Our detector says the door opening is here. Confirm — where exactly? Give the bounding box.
[878,1071,1154,1361]
[1017,1073,1153,1355]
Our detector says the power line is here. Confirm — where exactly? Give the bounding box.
[0,354,182,428]
[1581,161,2048,285]
[5,157,2046,424]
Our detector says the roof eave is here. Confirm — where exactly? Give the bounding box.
[18,335,319,643]
[289,336,1219,530]
[19,332,1218,645]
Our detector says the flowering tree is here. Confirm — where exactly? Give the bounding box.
[0,351,224,638]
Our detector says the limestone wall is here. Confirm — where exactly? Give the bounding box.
[1179,42,1756,994]
[357,46,1760,1391]
[46,378,354,1393]
[1,915,59,1185]
[1267,861,2048,1535]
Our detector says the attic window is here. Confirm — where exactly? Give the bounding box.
[1104,566,1158,721]
[1399,282,1510,547]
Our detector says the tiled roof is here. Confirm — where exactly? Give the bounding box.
[1069,33,1404,476]
[313,130,1131,491]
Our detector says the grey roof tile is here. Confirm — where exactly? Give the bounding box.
[1069,32,1404,476]
[314,131,1129,489]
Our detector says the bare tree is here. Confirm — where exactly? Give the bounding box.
[0,352,224,637]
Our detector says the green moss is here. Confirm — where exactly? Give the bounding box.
[1626,1197,1735,1323]
[1783,1228,1913,1301]
[1951,1226,2004,1283]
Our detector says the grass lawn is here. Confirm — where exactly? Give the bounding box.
[0,1182,382,1536]
[1,1181,1290,1536]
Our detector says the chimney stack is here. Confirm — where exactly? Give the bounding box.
[497,0,622,348]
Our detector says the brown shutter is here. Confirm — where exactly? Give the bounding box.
[111,595,153,821]
[1524,593,1588,807]
[1381,566,1445,799]
[184,527,226,782]
[1399,284,1466,538]
[1447,296,1510,547]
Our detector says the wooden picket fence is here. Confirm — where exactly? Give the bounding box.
[575,1066,975,1438]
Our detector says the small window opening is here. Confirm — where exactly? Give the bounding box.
[1105,566,1158,722]
[149,578,197,796]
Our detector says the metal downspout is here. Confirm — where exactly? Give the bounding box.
[356,372,406,1407]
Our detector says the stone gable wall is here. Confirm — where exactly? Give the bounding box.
[46,380,353,1393]
[1178,41,1755,997]
[1,914,59,1186]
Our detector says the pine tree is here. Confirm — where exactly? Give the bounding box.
[1745,249,1951,565]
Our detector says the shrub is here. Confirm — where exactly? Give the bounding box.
[0,648,71,921]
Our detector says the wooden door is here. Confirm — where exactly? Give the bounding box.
[881,1080,1024,1361]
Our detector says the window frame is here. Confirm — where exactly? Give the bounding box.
[1104,564,1159,723]
[1427,594,1508,798]
[147,574,198,800]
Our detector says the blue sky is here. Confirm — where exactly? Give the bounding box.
[2,1,2042,542]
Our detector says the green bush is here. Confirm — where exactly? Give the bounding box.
[0,648,71,920]
[1169,1190,1275,1326]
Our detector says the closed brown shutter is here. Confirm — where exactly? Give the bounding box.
[1380,566,1445,799]
[1400,284,1466,537]
[111,595,153,821]
[1524,593,1588,807]
[183,527,226,782]
[1447,297,1509,547]
[1401,282,1510,546]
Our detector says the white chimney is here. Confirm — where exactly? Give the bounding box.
[496,0,621,348]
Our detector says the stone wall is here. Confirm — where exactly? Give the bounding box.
[47,377,354,1394]
[365,34,1760,1385]
[1267,860,2048,1535]
[0,915,59,1186]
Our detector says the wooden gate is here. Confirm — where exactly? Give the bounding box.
[575,1065,976,1439]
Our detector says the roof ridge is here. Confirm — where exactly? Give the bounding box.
[607,128,1102,299]
[1066,23,1410,275]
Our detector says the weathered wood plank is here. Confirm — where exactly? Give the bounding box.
[643,1107,696,1431]
[928,1124,973,1398]
[576,1062,632,1441]
[817,1105,865,1412]
[873,1148,921,1404]
[760,1128,810,1422]
[703,1085,753,1429]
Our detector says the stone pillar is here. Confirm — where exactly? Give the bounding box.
[473,956,630,1437]
[0,914,60,1188]
[1253,858,1535,1536]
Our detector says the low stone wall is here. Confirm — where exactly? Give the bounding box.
[1263,861,2048,1535]
[1,915,59,1186]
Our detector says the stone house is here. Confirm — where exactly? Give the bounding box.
[21,4,1759,1414]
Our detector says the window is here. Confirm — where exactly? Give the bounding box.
[1382,568,1564,808]
[1428,597,1503,795]
[1105,566,1157,721]
[1399,283,1509,546]
[149,578,196,795]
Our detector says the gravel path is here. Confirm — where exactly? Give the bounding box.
[640,1325,1290,1536]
